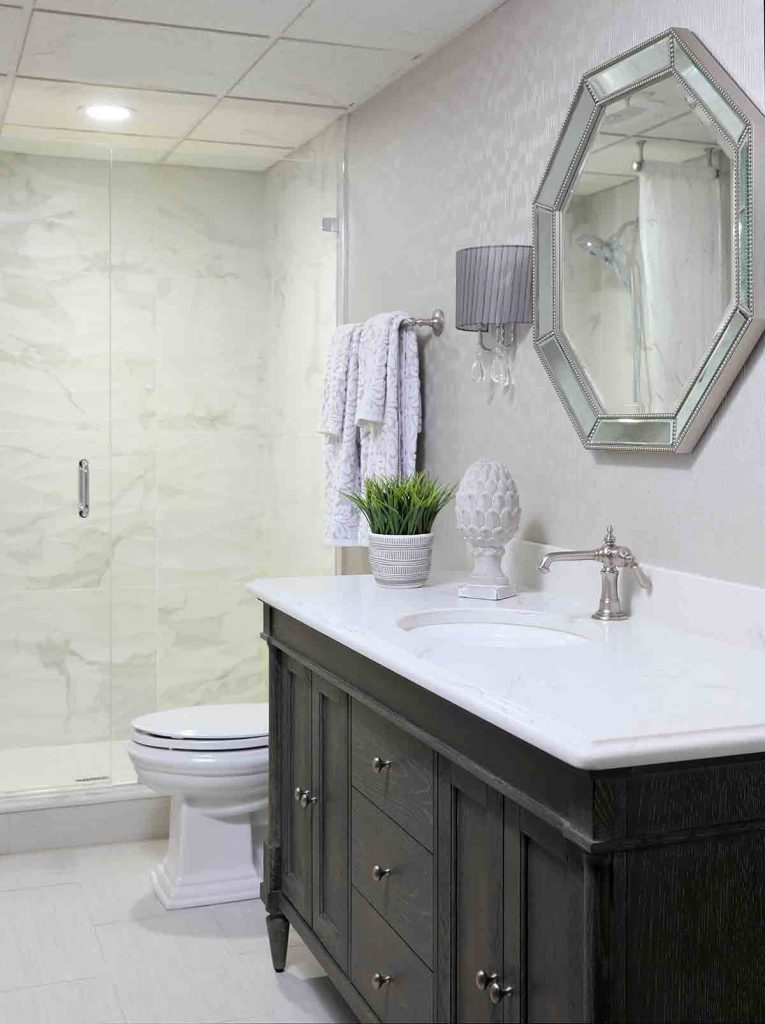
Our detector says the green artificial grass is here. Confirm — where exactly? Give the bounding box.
[343,472,455,536]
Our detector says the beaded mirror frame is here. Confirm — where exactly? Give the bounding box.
[533,28,765,453]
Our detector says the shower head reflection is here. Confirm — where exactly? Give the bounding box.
[577,233,613,262]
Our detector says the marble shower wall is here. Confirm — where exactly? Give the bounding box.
[0,134,339,759]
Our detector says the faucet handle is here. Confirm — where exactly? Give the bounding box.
[625,556,651,592]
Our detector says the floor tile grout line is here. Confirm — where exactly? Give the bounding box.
[0,969,112,997]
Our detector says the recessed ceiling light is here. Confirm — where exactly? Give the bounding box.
[84,103,133,124]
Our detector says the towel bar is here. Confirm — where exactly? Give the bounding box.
[402,309,444,336]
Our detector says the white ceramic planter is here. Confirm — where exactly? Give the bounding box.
[368,532,434,589]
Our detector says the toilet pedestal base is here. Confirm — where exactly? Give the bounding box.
[152,797,265,910]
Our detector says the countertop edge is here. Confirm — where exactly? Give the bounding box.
[247,578,765,772]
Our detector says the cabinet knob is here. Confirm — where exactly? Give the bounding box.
[372,864,391,882]
[372,756,392,773]
[489,981,514,1005]
[372,972,392,990]
[475,970,498,991]
[294,787,317,808]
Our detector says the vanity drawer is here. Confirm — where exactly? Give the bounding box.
[351,700,434,850]
[351,888,432,1023]
[351,788,433,966]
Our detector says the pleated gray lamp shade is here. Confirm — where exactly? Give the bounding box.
[455,245,533,331]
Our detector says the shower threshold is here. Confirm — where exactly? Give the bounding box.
[0,739,136,799]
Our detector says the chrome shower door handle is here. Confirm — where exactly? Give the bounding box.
[78,459,89,518]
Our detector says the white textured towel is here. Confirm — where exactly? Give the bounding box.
[321,312,421,546]
[320,321,363,546]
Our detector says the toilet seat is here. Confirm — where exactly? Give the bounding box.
[132,703,269,752]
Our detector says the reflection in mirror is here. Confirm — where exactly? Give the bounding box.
[561,73,734,414]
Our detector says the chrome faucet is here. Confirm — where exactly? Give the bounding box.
[537,525,650,621]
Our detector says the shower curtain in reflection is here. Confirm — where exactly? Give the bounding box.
[639,160,726,410]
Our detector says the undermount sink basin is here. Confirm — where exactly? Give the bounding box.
[397,608,589,658]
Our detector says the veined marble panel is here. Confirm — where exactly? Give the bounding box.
[157,583,265,710]
[262,433,335,578]
[0,431,110,592]
[110,268,158,441]
[155,272,273,434]
[0,153,110,434]
[111,588,156,741]
[110,163,267,279]
[110,442,156,592]
[156,430,273,588]
[264,123,340,439]
[0,588,110,749]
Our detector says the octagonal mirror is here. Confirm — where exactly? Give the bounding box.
[533,29,765,452]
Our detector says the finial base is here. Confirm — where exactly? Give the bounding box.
[458,581,516,601]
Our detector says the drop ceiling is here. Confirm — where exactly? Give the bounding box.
[0,0,505,171]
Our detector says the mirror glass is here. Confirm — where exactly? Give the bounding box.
[560,74,734,414]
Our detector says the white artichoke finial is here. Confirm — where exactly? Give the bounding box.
[456,458,520,600]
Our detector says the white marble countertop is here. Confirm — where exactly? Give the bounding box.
[246,572,765,771]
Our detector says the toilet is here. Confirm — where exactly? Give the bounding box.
[128,703,269,910]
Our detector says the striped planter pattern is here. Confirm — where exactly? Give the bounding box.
[367,533,434,589]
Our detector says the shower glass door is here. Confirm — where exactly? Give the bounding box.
[0,148,113,795]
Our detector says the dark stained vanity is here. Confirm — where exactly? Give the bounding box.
[260,604,765,1024]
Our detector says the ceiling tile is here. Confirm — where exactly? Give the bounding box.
[190,97,340,148]
[0,6,26,74]
[287,0,502,53]
[6,79,212,138]
[20,11,269,94]
[38,1,309,36]
[232,38,411,107]
[0,124,174,162]
[166,139,289,171]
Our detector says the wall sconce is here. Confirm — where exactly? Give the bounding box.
[455,245,533,385]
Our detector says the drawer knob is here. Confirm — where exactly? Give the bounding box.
[372,972,392,990]
[372,864,391,882]
[475,970,498,991]
[372,756,392,773]
[294,787,317,808]
[489,981,514,1005]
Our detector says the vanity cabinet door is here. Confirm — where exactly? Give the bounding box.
[311,672,349,970]
[437,761,508,1024]
[517,812,587,1024]
[279,654,313,923]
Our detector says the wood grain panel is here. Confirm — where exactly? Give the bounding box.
[352,698,435,850]
[312,672,349,970]
[280,655,313,922]
[351,888,432,1023]
[351,787,433,966]
[626,833,765,1023]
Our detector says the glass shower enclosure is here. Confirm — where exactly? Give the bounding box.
[0,122,343,798]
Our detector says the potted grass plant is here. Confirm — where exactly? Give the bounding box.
[343,472,455,588]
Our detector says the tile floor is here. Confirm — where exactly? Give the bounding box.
[0,838,357,1024]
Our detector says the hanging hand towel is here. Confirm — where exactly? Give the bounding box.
[320,313,421,546]
[356,312,421,542]
[320,322,364,545]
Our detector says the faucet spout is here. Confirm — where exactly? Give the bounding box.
[538,549,599,573]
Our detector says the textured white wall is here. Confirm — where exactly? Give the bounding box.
[346,0,765,585]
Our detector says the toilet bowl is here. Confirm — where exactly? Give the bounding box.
[128,703,269,910]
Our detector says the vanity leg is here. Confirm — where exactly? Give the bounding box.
[266,912,290,972]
